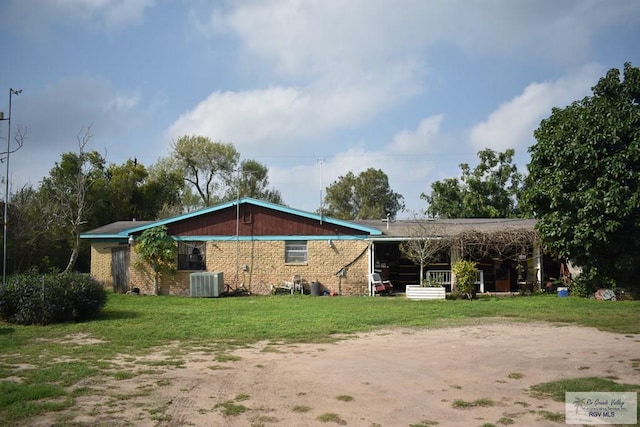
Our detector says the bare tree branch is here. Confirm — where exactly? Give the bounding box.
[400,219,451,284]
[452,228,538,261]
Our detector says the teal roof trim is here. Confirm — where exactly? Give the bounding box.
[123,197,382,235]
[172,235,370,242]
[81,234,126,240]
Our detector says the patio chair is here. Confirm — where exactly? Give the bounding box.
[369,273,393,296]
[277,274,304,295]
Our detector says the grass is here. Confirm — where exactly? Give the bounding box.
[0,292,638,423]
[538,410,564,422]
[317,412,347,424]
[529,377,640,401]
[530,377,640,423]
[215,401,248,416]
[452,398,494,408]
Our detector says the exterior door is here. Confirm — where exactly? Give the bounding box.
[111,246,130,293]
[495,268,510,292]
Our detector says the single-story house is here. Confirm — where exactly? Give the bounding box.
[81,198,556,296]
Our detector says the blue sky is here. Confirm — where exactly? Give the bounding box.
[1,0,639,218]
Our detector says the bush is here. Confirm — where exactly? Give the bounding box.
[0,272,107,325]
[570,268,616,298]
[451,259,478,299]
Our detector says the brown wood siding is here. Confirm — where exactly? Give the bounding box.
[167,204,369,237]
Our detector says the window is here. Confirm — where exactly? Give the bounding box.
[178,241,206,270]
[285,241,307,263]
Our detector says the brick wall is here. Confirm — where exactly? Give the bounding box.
[90,243,114,285]
[125,239,371,296]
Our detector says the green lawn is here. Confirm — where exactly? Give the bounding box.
[0,292,638,423]
[2,292,639,354]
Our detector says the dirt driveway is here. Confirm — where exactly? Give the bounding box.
[34,322,640,426]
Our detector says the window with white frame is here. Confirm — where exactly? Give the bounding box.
[285,241,307,263]
[177,241,206,270]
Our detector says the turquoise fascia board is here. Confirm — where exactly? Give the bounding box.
[122,197,382,235]
[80,234,129,241]
[173,235,370,242]
[80,234,119,239]
[80,236,129,243]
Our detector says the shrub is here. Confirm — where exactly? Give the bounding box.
[0,272,107,325]
[570,268,616,298]
[451,259,478,299]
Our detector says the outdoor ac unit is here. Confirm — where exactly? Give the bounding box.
[189,272,223,297]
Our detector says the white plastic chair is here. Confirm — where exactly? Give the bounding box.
[368,273,393,296]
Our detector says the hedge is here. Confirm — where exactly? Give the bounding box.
[0,272,107,325]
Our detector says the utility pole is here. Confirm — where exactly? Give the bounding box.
[0,88,22,286]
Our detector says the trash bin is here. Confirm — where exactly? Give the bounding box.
[310,281,321,296]
[557,287,568,298]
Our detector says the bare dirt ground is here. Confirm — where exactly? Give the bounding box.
[33,322,640,426]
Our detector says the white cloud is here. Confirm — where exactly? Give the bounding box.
[175,1,640,164]
[389,115,444,155]
[199,0,640,80]
[167,67,421,155]
[470,64,603,153]
[267,115,448,215]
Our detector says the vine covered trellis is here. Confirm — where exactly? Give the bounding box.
[450,228,539,262]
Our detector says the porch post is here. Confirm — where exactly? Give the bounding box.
[449,247,459,292]
[368,241,375,296]
[534,241,543,291]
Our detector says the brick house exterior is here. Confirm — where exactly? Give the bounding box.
[81,198,381,296]
[82,198,550,296]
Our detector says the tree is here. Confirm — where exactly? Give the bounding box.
[224,159,284,204]
[523,62,640,290]
[7,185,65,273]
[400,220,450,285]
[421,148,524,218]
[102,159,183,221]
[147,158,199,215]
[39,128,105,273]
[133,225,177,295]
[159,135,284,208]
[323,168,404,220]
[171,135,239,206]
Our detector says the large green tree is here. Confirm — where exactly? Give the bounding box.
[523,62,640,289]
[421,148,524,218]
[100,159,183,222]
[171,135,238,206]
[159,135,283,207]
[7,185,68,273]
[224,159,284,204]
[323,168,404,220]
[12,147,183,275]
